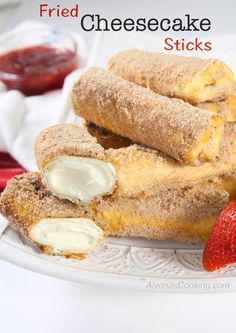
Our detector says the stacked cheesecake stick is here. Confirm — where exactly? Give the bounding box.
[1,51,236,259]
[108,50,236,122]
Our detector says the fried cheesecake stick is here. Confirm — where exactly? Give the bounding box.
[72,67,224,165]
[105,145,236,199]
[36,122,236,202]
[109,50,236,122]
[87,123,236,200]
[35,124,116,204]
[0,173,229,245]
[0,173,107,258]
[90,187,229,244]
[108,50,234,104]
[198,94,236,122]
[87,122,236,200]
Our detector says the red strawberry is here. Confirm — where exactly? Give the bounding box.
[203,201,236,271]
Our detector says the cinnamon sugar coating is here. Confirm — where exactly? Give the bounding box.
[97,187,228,220]
[0,173,229,245]
[91,186,229,243]
[34,122,236,200]
[35,124,105,171]
[108,49,234,104]
[72,67,224,165]
[0,173,107,237]
[85,122,236,198]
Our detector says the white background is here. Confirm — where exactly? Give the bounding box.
[1,1,236,332]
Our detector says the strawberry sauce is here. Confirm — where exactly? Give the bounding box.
[0,45,78,95]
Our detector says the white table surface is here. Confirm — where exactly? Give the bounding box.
[1,258,236,333]
[0,1,236,332]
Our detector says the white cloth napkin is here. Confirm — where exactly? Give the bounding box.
[0,21,87,171]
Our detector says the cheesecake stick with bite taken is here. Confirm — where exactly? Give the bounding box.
[108,50,234,104]
[35,124,116,204]
[72,67,225,165]
[0,173,229,246]
[35,122,236,202]
[0,173,107,258]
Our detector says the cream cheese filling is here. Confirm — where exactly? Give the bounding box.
[29,218,104,254]
[43,156,116,203]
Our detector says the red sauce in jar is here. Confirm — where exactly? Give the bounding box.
[0,45,79,95]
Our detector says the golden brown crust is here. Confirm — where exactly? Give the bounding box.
[35,122,236,200]
[72,67,224,165]
[91,187,229,243]
[106,147,236,198]
[35,124,106,171]
[97,186,229,220]
[107,224,210,244]
[85,122,236,199]
[108,50,234,104]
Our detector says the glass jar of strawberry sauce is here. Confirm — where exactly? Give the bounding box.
[0,27,79,96]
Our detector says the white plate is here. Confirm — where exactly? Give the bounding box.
[1,31,236,293]
[1,214,236,293]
